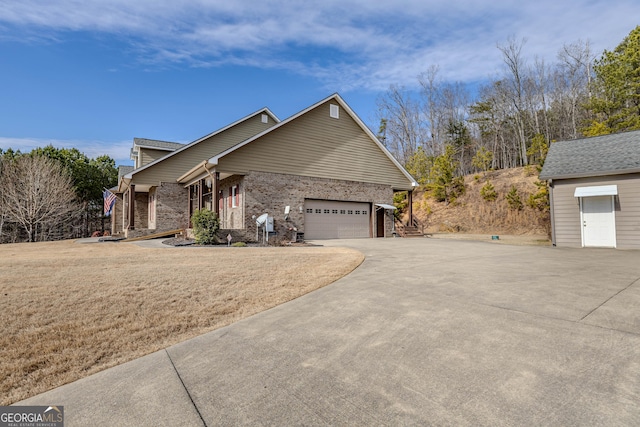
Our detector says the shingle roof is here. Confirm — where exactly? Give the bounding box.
[539,130,640,180]
[133,138,184,151]
[118,165,135,180]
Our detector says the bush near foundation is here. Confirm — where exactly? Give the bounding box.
[191,209,220,245]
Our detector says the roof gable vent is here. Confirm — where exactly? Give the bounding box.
[330,104,339,119]
[261,114,268,123]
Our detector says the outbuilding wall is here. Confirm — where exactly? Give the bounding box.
[551,173,640,249]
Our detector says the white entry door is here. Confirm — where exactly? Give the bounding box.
[581,196,616,248]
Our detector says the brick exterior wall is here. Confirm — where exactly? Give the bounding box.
[134,192,148,230]
[219,176,245,230]
[154,182,190,232]
[240,171,395,242]
[121,182,189,238]
[128,173,395,241]
[111,193,124,235]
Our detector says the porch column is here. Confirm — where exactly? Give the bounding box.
[407,190,413,226]
[187,186,192,228]
[128,184,135,230]
[214,172,220,216]
[198,179,204,210]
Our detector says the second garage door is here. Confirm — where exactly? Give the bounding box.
[304,200,371,239]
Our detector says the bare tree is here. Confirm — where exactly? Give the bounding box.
[497,37,530,165]
[0,158,5,240]
[418,65,444,156]
[555,39,594,139]
[0,155,81,242]
[376,85,427,164]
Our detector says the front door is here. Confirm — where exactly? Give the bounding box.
[376,208,385,237]
[581,196,616,248]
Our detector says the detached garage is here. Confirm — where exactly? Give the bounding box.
[540,130,640,249]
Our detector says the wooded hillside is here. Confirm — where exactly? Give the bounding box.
[404,167,550,236]
[378,26,640,190]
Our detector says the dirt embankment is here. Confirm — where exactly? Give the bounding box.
[410,167,550,238]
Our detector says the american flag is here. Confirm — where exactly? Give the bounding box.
[103,189,117,216]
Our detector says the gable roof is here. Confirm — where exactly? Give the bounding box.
[206,93,417,188]
[123,107,279,180]
[539,130,640,180]
[133,138,184,151]
[118,165,134,180]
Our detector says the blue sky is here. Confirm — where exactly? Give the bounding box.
[0,0,637,166]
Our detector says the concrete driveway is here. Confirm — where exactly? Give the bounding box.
[19,238,640,426]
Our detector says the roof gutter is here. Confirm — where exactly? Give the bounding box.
[540,167,640,181]
[177,160,214,186]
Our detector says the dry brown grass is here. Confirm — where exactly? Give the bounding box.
[414,167,550,236]
[0,240,364,405]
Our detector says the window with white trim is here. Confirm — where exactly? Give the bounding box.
[231,185,238,208]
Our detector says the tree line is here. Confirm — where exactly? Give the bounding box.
[377,26,640,188]
[0,147,118,243]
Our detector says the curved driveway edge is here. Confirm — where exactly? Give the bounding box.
[19,238,640,425]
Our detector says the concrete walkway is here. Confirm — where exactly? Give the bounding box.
[19,238,640,426]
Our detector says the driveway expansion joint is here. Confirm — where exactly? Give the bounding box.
[165,349,208,427]
[579,275,640,322]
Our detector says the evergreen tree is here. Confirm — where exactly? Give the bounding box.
[586,26,640,134]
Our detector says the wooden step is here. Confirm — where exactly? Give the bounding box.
[122,229,184,242]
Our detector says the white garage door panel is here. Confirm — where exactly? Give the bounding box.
[304,200,370,239]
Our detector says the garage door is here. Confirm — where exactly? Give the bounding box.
[304,200,370,239]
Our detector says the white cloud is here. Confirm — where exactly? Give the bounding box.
[0,137,133,164]
[0,0,638,90]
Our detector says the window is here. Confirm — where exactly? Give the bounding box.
[355,210,360,215]
[233,185,240,208]
[306,208,313,213]
[332,209,338,214]
[348,210,353,214]
[315,209,321,214]
[330,104,339,119]
[324,209,330,214]
[340,209,345,214]
[203,179,213,211]
[362,210,368,215]
[230,185,240,208]
[190,183,200,214]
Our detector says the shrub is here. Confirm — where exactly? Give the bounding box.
[231,242,247,247]
[191,209,220,245]
[393,192,408,220]
[480,181,497,201]
[472,146,493,174]
[506,185,523,211]
[527,181,550,212]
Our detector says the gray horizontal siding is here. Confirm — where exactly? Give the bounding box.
[552,174,640,249]
[551,183,582,247]
[133,114,274,186]
[218,101,414,190]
